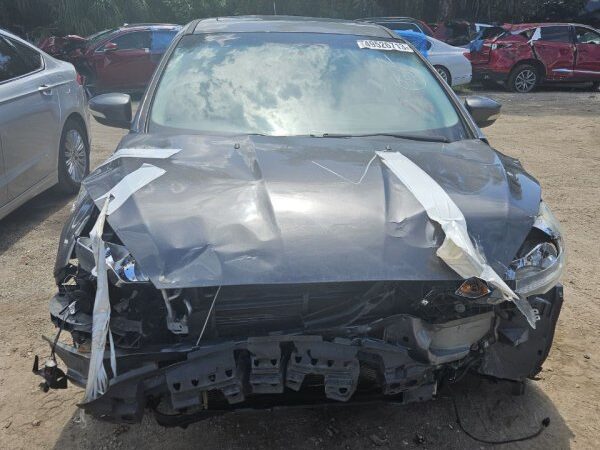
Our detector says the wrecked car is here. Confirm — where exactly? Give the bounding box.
[36,16,565,426]
[470,23,600,92]
[38,23,181,94]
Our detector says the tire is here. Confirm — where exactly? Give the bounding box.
[591,81,600,92]
[508,64,539,93]
[57,119,90,194]
[434,65,452,86]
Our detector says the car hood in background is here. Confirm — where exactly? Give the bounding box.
[82,134,541,289]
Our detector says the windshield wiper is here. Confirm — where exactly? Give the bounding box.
[317,133,451,143]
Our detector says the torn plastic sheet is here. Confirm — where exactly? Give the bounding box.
[96,163,165,216]
[377,151,539,328]
[83,197,116,402]
[84,164,168,402]
[99,148,181,167]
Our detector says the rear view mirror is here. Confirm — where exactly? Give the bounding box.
[89,93,132,129]
[464,96,502,128]
[104,42,118,52]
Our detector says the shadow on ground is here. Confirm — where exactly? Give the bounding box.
[0,188,73,256]
[52,374,572,450]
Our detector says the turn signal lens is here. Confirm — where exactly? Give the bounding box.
[455,277,491,299]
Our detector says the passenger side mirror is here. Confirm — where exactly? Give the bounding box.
[464,96,502,128]
[104,42,118,52]
[89,93,132,129]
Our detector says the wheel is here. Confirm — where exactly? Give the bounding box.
[435,65,452,86]
[508,64,539,93]
[57,119,90,194]
[591,81,600,92]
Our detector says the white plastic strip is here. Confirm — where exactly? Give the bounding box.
[377,151,539,328]
[84,197,112,402]
[95,163,165,215]
[100,148,181,166]
[84,163,168,401]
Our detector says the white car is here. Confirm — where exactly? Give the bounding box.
[425,36,473,87]
[0,29,90,220]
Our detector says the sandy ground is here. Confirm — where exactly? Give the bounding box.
[0,86,599,449]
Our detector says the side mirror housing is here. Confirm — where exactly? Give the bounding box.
[464,96,502,128]
[104,42,118,52]
[89,93,132,129]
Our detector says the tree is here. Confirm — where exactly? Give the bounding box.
[0,0,591,40]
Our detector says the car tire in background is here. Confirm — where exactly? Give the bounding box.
[591,81,600,92]
[434,65,452,86]
[57,118,90,194]
[508,64,539,93]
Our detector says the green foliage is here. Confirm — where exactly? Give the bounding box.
[0,0,590,40]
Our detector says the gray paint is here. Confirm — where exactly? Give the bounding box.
[0,28,89,219]
[81,133,540,289]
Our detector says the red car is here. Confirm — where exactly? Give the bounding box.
[470,23,600,92]
[39,23,181,94]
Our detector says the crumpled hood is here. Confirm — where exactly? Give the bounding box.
[81,133,541,289]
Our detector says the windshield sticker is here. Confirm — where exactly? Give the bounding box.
[357,40,413,52]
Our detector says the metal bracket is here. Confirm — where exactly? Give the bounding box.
[286,338,359,402]
[247,338,284,394]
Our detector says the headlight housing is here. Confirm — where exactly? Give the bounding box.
[54,188,149,286]
[508,202,565,297]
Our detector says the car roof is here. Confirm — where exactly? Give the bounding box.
[508,22,592,31]
[359,17,421,22]
[189,15,395,38]
[118,23,181,32]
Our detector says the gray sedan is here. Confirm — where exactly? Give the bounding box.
[0,29,90,220]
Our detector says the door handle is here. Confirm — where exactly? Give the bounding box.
[38,84,53,95]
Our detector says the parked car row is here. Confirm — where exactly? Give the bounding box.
[39,23,181,94]
[364,17,600,92]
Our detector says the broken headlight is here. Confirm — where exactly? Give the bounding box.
[508,202,565,297]
[75,237,150,286]
[54,188,150,286]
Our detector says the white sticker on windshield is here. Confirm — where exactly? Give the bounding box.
[357,40,413,52]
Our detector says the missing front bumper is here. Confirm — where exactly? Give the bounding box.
[39,286,563,425]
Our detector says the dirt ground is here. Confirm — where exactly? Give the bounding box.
[0,86,599,449]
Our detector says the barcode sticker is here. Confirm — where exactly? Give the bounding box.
[357,40,413,52]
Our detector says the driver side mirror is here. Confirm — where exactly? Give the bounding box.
[89,93,132,129]
[104,42,118,52]
[464,96,502,128]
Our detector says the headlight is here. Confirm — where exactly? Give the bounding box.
[54,188,150,286]
[508,202,565,297]
[75,237,150,286]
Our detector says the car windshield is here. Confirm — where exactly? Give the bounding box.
[150,32,468,141]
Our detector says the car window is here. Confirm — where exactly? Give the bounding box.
[151,30,178,51]
[540,26,572,43]
[104,31,151,51]
[575,27,600,44]
[0,36,42,82]
[387,23,421,33]
[150,33,468,141]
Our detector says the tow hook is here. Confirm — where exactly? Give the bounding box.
[32,299,78,392]
[32,355,68,392]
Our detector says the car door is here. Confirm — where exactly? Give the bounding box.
[574,26,600,79]
[532,25,576,80]
[92,30,153,91]
[0,34,60,202]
